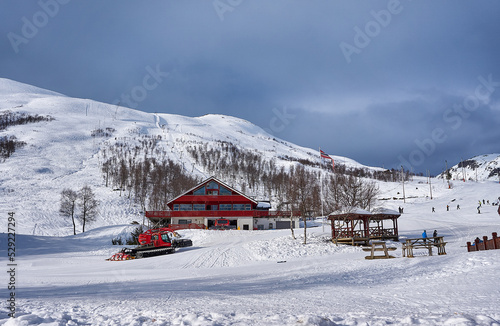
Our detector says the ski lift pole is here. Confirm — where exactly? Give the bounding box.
[401,165,406,203]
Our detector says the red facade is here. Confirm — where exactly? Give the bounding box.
[165,177,259,214]
[145,176,300,230]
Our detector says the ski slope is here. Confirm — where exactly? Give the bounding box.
[2,178,500,325]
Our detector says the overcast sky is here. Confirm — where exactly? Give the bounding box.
[2,0,500,175]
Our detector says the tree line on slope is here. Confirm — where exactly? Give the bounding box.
[99,135,199,212]
[0,110,54,130]
[0,111,54,160]
[97,136,379,223]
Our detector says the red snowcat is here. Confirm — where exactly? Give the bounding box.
[107,227,192,261]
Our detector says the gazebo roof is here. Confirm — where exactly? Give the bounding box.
[371,207,401,217]
[328,207,372,220]
[328,207,400,220]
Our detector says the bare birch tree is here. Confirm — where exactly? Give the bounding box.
[78,185,99,233]
[59,188,78,235]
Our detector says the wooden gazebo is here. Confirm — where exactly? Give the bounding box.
[328,207,400,245]
[369,207,400,241]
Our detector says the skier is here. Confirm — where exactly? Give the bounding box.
[433,230,438,244]
[477,206,481,214]
[422,230,427,243]
[447,205,449,211]
[457,204,460,210]
[432,207,435,213]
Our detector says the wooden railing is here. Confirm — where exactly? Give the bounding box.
[167,223,206,231]
[467,232,500,252]
[146,210,301,218]
[368,227,397,238]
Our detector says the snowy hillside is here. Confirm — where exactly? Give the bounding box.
[0,78,377,236]
[438,154,500,182]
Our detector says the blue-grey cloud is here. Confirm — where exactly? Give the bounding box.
[1,0,499,174]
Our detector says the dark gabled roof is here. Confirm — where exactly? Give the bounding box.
[167,176,258,205]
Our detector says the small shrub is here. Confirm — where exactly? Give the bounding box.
[127,226,144,245]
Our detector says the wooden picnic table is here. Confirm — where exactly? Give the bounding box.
[402,236,447,258]
[363,241,396,259]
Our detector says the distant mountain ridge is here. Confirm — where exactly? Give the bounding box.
[439,154,500,181]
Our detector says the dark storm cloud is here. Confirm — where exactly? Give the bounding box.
[2,0,500,174]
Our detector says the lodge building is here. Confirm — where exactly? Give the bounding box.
[146,176,300,230]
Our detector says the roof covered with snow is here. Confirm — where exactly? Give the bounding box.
[371,207,401,216]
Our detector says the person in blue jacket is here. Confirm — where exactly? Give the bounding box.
[422,230,427,243]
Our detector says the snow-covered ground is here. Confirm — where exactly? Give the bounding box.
[2,178,500,325]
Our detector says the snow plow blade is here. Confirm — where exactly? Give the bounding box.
[173,238,193,248]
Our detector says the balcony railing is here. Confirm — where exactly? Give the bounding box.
[146,210,301,218]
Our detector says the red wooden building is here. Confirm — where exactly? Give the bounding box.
[146,176,300,230]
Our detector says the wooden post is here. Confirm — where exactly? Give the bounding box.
[474,237,481,251]
[467,242,472,252]
[483,236,489,250]
[493,232,498,250]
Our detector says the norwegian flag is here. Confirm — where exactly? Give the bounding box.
[320,149,334,169]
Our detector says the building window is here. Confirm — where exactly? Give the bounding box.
[208,190,218,195]
[193,204,205,211]
[193,186,205,195]
[220,185,232,195]
[233,204,247,210]
[180,204,192,211]
[207,181,219,189]
[219,204,231,210]
[179,219,192,225]
[173,204,179,211]
[233,204,251,210]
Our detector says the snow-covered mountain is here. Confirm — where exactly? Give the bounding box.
[438,154,500,182]
[0,78,380,236]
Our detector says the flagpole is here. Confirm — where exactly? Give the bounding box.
[319,147,325,232]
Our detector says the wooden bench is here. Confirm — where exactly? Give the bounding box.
[402,237,447,258]
[363,241,396,259]
[334,237,370,246]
